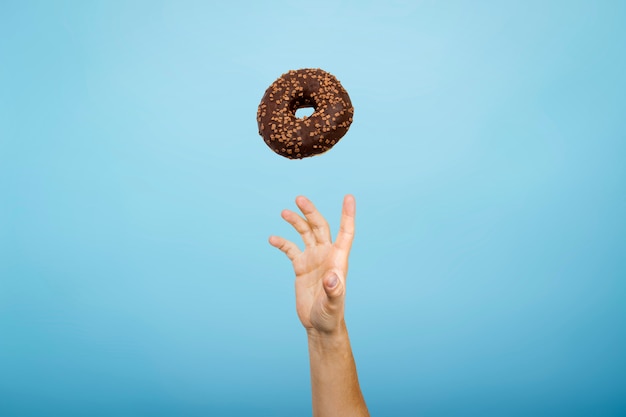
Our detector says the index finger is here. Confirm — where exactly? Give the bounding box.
[334,194,355,252]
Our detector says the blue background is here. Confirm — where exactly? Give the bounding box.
[1,1,625,416]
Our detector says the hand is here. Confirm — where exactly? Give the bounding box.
[269,195,356,335]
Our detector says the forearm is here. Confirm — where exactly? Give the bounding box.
[307,322,369,417]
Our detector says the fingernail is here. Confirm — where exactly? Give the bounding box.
[327,273,338,288]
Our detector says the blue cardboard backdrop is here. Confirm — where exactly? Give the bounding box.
[1,1,625,415]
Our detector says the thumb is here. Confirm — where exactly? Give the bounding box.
[323,271,345,305]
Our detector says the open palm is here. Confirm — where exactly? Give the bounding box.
[269,195,356,334]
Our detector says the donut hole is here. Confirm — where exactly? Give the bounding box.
[295,107,315,119]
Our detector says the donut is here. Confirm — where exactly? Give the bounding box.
[257,68,354,159]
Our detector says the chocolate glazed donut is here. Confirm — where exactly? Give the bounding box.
[257,68,354,159]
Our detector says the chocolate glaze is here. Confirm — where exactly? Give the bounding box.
[257,68,354,159]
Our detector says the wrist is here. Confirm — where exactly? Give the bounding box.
[307,320,349,351]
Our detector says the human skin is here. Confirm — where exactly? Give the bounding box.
[269,195,369,417]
